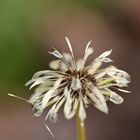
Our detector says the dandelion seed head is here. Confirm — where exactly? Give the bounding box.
[26,37,131,124]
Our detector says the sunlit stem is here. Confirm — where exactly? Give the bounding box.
[76,112,86,140]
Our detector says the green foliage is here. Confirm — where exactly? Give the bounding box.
[0,0,42,85]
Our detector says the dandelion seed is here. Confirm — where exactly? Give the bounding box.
[8,93,27,101]
[26,37,131,125]
[43,122,54,138]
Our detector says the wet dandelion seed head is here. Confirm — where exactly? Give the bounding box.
[26,37,131,124]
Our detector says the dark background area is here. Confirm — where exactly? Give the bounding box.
[0,0,140,140]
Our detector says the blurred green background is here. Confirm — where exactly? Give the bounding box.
[0,0,140,140]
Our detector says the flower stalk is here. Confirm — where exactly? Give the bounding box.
[76,112,86,140]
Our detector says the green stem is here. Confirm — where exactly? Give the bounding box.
[76,113,86,140]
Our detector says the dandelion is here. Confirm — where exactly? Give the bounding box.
[26,37,130,139]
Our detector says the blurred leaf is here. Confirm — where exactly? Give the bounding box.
[0,0,44,85]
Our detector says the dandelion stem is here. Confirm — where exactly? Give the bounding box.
[76,113,86,140]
